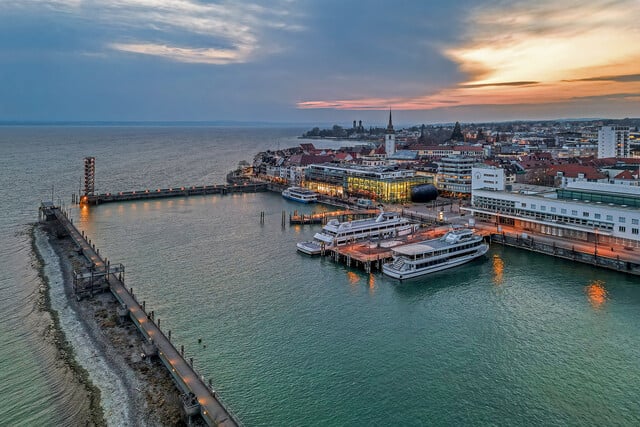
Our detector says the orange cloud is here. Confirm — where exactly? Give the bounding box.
[297,0,640,111]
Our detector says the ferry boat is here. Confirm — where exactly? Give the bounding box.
[282,187,318,203]
[296,210,418,255]
[382,228,489,280]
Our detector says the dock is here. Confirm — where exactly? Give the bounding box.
[39,202,242,426]
[289,209,384,225]
[324,226,452,272]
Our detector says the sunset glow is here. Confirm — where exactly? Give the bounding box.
[298,0,640,113]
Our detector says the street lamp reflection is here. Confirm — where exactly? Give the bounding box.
[585,280,607,309]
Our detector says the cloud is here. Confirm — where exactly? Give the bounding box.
[564,74,640,83]
[2,0,303,64]
[460,81,540,88]
[298,0,640,112]
[108,42,251,65]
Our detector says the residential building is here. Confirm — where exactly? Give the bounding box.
[598,126,630,158]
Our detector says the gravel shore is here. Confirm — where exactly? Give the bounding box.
[38,221,187,426]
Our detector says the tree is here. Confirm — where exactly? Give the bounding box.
[450,121,464,141]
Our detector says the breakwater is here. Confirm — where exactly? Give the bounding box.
[39,202,242,426]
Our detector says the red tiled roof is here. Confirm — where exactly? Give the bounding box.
[614,170,635,180]
[546,164,606,179]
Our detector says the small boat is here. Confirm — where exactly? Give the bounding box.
[296,210,418,255]
[382,228,489,280]
[282,187,318,203]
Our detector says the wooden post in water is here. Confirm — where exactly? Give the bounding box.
[282,210,286,228]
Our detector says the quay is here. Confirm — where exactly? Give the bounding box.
[39,201,242,426]
[483,227,640,276]
[81,182,267,206]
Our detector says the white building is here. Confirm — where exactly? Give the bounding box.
[465,179,640,247]
[598,126,630,158]
[472,166,506,191]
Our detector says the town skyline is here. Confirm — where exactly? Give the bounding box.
[1,0,639,123]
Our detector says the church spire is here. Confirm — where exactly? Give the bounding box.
[386,108,394,133]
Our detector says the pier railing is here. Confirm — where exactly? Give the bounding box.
[42,203,242,426]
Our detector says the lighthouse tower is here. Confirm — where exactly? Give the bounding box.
[385,109,396,157]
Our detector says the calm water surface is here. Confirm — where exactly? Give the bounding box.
[1,127,639,425]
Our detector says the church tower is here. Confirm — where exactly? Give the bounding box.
[385,109,396,157]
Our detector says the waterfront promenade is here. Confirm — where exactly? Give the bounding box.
[42,203,240,426]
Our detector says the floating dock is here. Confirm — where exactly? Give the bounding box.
[40,202,242,426]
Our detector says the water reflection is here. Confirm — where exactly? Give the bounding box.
[585,280,607,309]
[492,254,504,286]
[368,273,376,295]
[347,271,360,285]
[78,204,91,222]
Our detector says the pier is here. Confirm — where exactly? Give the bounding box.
[323,226,452,273]
[80,183,267,206]
[289,209,384,225]
[40,202,242,426]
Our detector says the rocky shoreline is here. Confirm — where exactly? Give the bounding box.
[35,221,187,426]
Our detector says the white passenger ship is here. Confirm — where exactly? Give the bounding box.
[382,228,489,280]
[282,186,319,203]
[297,210,418,255]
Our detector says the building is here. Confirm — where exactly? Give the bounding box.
[437,155,478,195]
[472,166,506,192]
[304,163,432,203]
[598,126,630,159]
[466,179,640,248]
[385,110,396,158]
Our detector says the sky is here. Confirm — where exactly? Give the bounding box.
[0,0,639,125]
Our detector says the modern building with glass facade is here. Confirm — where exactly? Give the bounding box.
[304,163,432,203]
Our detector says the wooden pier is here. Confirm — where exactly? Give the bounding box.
[324,227,451,273]
[40,202,242,426]
[81,182,267,205]
[289,209,383,225]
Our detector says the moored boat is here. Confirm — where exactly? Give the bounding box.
[382,228,488,280]
[297,210,418,255]
[282,186,318,203]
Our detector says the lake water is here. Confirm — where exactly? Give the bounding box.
[2,126,639,425]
